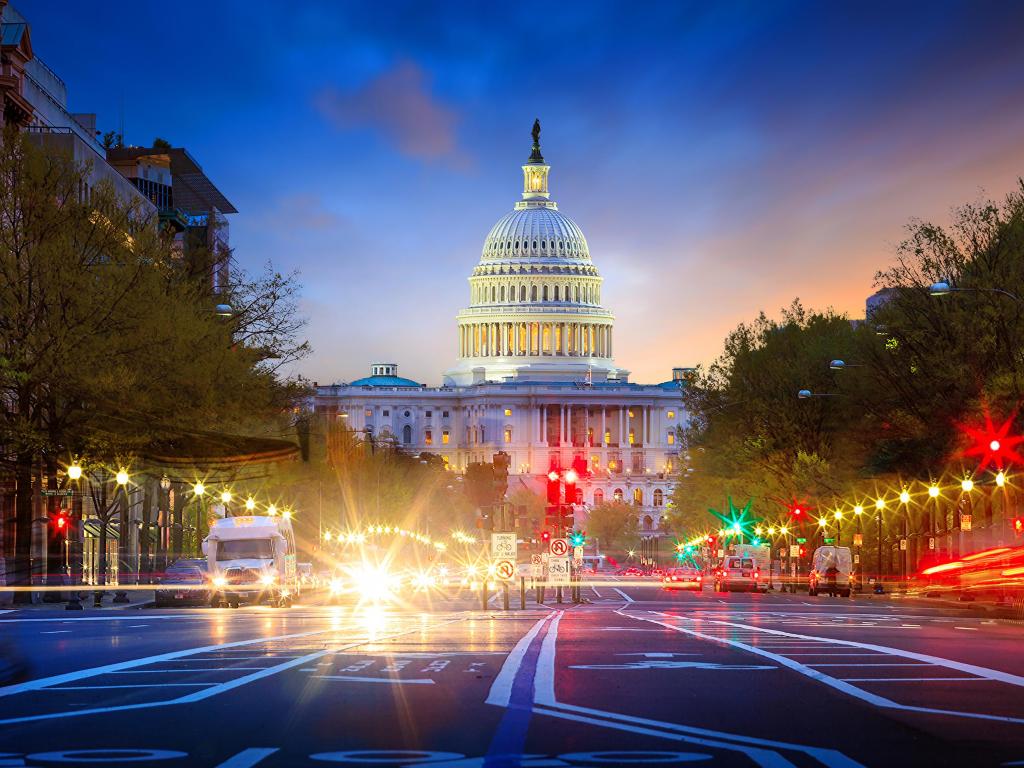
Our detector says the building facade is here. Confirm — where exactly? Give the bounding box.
[314,128,689,534]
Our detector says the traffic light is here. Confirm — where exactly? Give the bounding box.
[55,512,67,531]
[798,545,807,558]
[547,470,561,504]
[570,531,586,547]
[706,535,716,546]
[1013,517,1024,536]
[540,530,551,545]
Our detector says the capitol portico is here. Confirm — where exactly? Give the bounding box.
[313,123,689,534]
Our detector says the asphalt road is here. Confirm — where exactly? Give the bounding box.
[2,582,1024,767]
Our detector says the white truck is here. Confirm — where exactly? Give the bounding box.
[730,543,772,592]
[809,545,853,597]
[204,515,299,608]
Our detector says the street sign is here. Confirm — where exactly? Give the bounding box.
[549,538,569,557]
[796,537,807,544]
[899,539,907,551]
[717,549,724,558]
[854,554,861,564]
[491,532,516,560]
[789,544,800,557]
[41,489,74,497]
[494,559,515,580]
[928,537,935,550]
[961,514,972,531]
[824,537,835,545]
[530,554,542,566]
[573,545,584,566]
[531,562,544,578]
[548,557,570,585]
[853,533,863,547]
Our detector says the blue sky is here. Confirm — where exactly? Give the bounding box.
[22,0,1024,385]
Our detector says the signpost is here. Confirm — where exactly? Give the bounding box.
[495,559,515,581]
[789,544,800,557]
[530,554,543,578]
[573,546,584,566]
[961,514,972,532]
[550,538,569,557]
[548,557,570,585]
[491,532,516,560]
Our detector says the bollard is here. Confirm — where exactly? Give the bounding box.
[520,577,526,610]
[502,583,509,611]
[481,581,489,611]
[557,586,563,604]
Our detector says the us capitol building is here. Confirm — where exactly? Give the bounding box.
[313,123,688,534]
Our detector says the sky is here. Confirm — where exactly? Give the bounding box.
[21,0,1024,386]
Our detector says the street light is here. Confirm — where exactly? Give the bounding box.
[797,389,840,399]
[214,304,234,317]
[928,484,940,498]
[67,462,83,481]
[245,497,256,511]
[899,489,910,504]
[929,280,1022,303]
[192,482,205,496]
[996,471,1007,488]
[961,478,974,493]
[115,469,129,486]
[267,504,278,516]
[829,360,864,370]
[220,490,232,504]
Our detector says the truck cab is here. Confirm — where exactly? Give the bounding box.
[204,515,299,608]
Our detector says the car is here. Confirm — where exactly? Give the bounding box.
[618,566,644,577]
[155,559,211,607]
[809,546,853,597]
[714,556,762,592]
[662,567,703,591]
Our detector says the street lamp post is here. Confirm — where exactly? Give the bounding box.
[874,498,885,593]
[113,469,131,603]
[193,483,207,558]
[929,281,1023,303]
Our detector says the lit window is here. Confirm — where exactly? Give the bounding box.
[364,409,372,418]
[667,410,675,419]
[504,427,512,444]
[425,430,433,446]
[504,408,512,417]
[604,430,611,445]
[591,455,600,466]
[667,432,675,445]
[441,455,450,467]
[629,430,635,445]
[654,489,664,507]
[442,431,450,445]
[628,410,634,418]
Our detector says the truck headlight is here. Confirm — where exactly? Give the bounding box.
[260,573,276,587]
[212,576,227,588]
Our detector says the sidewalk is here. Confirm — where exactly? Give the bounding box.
[855,589,1024,620]
[0,588,156,611]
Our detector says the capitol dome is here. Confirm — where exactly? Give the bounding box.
[444,121,624,387]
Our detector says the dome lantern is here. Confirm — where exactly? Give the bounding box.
[522,118,551,204]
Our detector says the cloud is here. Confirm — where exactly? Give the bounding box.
[314,60,462,162]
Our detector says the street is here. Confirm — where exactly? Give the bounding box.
[3,585,1024,767]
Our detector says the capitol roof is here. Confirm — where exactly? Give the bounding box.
[481,207,590,263]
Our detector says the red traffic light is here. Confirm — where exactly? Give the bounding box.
[56,515,66,529]
[541,531,551,542]
[799,546,806,557]
[705,535,715,545]
[1013,517,1024,535]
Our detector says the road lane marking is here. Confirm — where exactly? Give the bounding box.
[841,678,993,682]
[0,628,336,697]
[636,614,1024,725]
[215,748,279,768]
[955,626,978,631]
[613,588,634,602]
[39,630,72,634]
[312,675,435,685]
[0,616,468,724]
[48,683,216,689]
[485,613,553,707]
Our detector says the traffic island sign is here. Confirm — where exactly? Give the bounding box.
[549,538,569,557]
[491,532,516,560]
[548,557,570,585]
[494,559,515,580]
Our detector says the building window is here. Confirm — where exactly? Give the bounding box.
[643,515,653,532]
[667,410,675,419]
[402,425,412,444]
[383,410,390,417]
[404,410,410,417]
[613,488,624,501]
[442,411,449,418]
[442,431,450,444]
[364,409,372,418]
[594,489,604,505]
[667,431,675,445]
[425,430,433,446]
[591,455,600,467]
[504,408,512,417]
[441,455,450,468]
[654,489,664,507]
[426,411,432,418]
[628,430,635,445]
[604,430,611,445]
[504,427,512,444]
[633,488,643,506]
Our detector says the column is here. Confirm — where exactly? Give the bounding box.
[541,406,547,444]
[619,406,625,447]
[601,408,607,447]
[607,327,612,358]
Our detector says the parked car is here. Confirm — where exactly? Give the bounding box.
[155,559,211,607]
[714,556,762,592]
[662,567,703,591]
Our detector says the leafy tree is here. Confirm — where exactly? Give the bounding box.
[587,500,638,551]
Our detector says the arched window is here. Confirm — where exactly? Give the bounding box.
[643,515,654,532]
[520,285,527,302]
[574,285,579,302]
[594,489,604,505]
[554,286,560,301]
[654,489,663,507]
[531,285,537,301]
[613,488,624,501]
[490,286,496,302]
[633,488,643,506]
[542,285,548,301]
[402,425,412,444]
[500,285,505,302]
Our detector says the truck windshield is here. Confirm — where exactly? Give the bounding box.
[216,539,274,561]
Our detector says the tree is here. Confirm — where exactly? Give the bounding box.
[0,130,308,597]
[587,500,638,551]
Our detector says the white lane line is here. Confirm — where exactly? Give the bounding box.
[39,630,72,635]
[0,616,468,724]
[108,667,269,673]
[955,626,978,631]
[591,586,603,598]
[216,748,279,768]
[809,663,932,668]
[613,588,634,603]
[312,675,435,685]
[485,612,553,707]
[637,615,1024,725]
[126,624,149,628]
[0,627,336,697]
[48,683,216,690]
[841,678,992,683]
